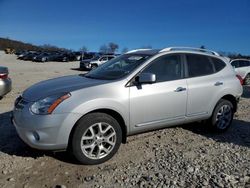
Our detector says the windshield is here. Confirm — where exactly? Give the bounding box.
[85,54,152,80]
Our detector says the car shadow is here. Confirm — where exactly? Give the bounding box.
[242,85,250,98]
[181,119,250,148]
[0,111,78,164]
[70,68,86,72]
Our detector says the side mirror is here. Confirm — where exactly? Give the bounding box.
[138,73,156,84]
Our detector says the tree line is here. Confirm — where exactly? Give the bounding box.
[0,37,68,52]
[1,37,249,59]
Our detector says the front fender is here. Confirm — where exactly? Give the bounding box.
[72,98,129,131]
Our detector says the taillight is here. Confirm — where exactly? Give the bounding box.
[236,75,243,85]
[0,73,8,79]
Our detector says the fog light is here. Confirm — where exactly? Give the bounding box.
[33,131,40,141]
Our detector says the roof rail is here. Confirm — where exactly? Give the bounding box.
[125,49,151,54]
[159,47,220,56]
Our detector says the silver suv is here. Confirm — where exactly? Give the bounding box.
[13,47,242,165]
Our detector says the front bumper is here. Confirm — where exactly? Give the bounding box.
[12,98,82,150]
[0,78,12,97]
[80,62,91,70]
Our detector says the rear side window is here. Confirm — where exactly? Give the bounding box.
[245,61,250,66]
[186,54,214,77]
[231,60,239,68]
[239,60,250,67]
[100,57,108,61]
[211,58,226,72]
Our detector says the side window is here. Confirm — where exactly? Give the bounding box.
[142,55,182,82]
[211,58,226,72]
[100,57,107,61]
[231,60,239,68]
[238,61,244,67]
[246,61,250,67]
[240,60,250,67]
[186,54,214,77]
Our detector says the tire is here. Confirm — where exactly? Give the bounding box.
[71,113,122,165]
[91,64,98,69]
[244,74,250,85]
[208,99,234,132]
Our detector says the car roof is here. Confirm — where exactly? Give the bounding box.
[126,49,160,55]
[126,47,223,57]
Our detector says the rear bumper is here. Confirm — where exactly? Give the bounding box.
[0,78,12,97]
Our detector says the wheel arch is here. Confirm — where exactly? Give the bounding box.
[91,63,98,67]
[220,94,237,112]
[68,108,128,150]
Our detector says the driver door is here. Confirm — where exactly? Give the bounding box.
[129,54,187,133]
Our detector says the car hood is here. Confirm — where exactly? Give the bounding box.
[22,75,109,101]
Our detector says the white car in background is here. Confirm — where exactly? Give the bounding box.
[231,59,250,85]
[89,55,115,69]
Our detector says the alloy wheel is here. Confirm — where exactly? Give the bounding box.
[80,122,116,159]
[215,104,232,130]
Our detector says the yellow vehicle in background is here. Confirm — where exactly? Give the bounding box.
[5,48,16,54]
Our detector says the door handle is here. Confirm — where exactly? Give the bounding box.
[174,87,186,92]
[214,81,223,86]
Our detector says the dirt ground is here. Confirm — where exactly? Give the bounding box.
[0,52,249,188]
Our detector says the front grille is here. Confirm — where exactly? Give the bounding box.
[15,96,28,110]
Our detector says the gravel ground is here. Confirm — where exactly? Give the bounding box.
[0,53,249,188]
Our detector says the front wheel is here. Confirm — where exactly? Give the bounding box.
[91,64,98,69]
[71,113,122,165]
[208,99,234,132]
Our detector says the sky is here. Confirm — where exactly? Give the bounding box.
[0,0,250,54]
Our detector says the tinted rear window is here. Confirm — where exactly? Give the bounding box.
[186,54,214,77]
[211,58,226,72]
[240,60,250,67]
[231,60,239,68]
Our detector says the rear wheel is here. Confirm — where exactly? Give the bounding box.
[208,99,234,132]
[244,74,250,85]
[71,113,122,165]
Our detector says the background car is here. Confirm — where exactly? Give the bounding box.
[231,59,250,85]
[89,55,115,69]
[79,52,101,70]
[21,52,40,61]
[34,52,61,62]
[0,66,12,98]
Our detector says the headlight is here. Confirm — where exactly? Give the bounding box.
[30,93,71,115]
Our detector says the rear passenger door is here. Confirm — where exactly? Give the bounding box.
[185,54,224,117]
